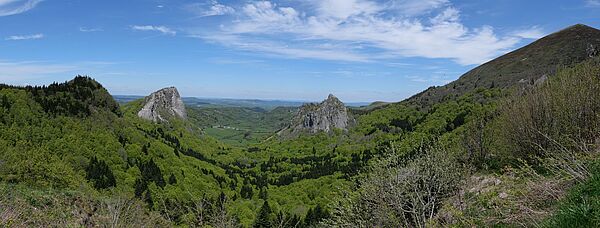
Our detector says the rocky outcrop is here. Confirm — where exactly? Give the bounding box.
[279,94,353,136]
[137,87,186,122]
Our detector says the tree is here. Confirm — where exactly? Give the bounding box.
[254,201,272,228]
[259,187,268,200]
[168,174,177,185]
[303,204,328,227]
[139,158,166,188]
[85,157,116,189]
[134,178,147,197]
[241,182,254,199]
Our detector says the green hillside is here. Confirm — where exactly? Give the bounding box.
[187,106,296,146]
[2,24,600,227]
[406,24,600,109]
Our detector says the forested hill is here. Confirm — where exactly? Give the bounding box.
[0,76,353,226]
[2,24,600,228]
[405,24,600,109]
[0,76,120,117]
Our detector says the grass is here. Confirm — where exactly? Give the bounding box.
[544,160,600,227]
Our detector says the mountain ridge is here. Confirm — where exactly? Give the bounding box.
[404,24,600,109]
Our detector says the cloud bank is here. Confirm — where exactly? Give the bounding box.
[193,0,544,65]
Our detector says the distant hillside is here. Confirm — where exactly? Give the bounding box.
[114,95,369,110]
[406,24,600,109]
[187,106,296,146]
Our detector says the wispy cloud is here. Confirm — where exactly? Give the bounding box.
[0,60,76,82]
[184,0,235,17]
[0,0,42,16]
[586,0,600,7]
[0,60,126,83]
[387,0,450,16]
[406,74,453,85]
[512,26,546,39]
[190,0,530,65]
[79,27,103,32]
[131,25,176,35]
[5,33,44,40]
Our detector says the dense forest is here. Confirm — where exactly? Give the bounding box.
[2,27,600,227]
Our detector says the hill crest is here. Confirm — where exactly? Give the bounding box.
[405,24,600,109]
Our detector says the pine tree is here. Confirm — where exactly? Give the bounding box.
[134,178,147,197]
[303,204,328,227]
[139,158,166,188]
[253,201,272,228]
[168,173,177,185]
[259,187,268,200]
[85,157,116,189]
[241,179,254,199]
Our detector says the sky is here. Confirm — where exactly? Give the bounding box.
[0,0,599,102]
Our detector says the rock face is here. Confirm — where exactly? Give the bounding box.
[137,87,187,122]
[281,94,353,136]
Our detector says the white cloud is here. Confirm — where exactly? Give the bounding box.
[192,0,525,65]
[185,0,235,17]
[131,25,176,35]
[586,0,600,7]
[79,27,103,32]
[314,0,381,19]
[0,0,42,16]
[512,26,546,39]
[5,33,44,40]
[198,34,369,62]
[387,0,449,16]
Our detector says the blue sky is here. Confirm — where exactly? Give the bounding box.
[0,0,599,102]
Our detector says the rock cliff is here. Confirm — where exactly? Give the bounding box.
[137,87,186,122]
[280,94,353,136]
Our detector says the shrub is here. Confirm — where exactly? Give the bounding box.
[498,58,600,162]
[326,144,466,227]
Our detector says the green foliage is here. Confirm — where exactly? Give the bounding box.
[0,183,168,227]
[6,60,600,228]
[326,144,466,227]
[139,158,166,188]
[498,58,600,162]
[253,201,272,228]
[168,173,177,185]
[303,204,329,227]
[187,106,296,146]
[1,76,120,117]
[544,161,600,227]
[85,157,116,189]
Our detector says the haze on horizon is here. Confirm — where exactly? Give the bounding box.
[1,0,599,102]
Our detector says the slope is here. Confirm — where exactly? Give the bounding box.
[405,24,600,109]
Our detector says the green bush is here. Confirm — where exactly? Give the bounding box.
[326,144,466,227]
[498,58,600,162]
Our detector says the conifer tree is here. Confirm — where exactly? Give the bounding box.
[253,201,272,228]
